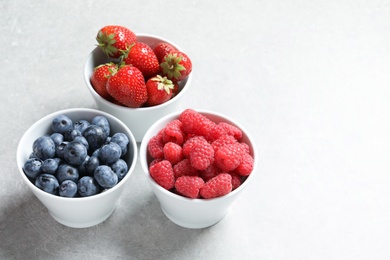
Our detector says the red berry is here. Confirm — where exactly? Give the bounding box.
[179,109,216,137]
[173,159,199,179]
[149,160,175,190]
[175,176,204,199]
[189,139,214,171]
[90,62,117,100]
[214,143,244,172]
[147,130,164,159]
[200,173,232,199]
[153,42,177,63]
[160,51,192,81]
[163,142,183,165]
[182,136,207,158]
[208,122,243,141]
[229,172,242,190]
[122,42,160,80]
[163,119,184,145]
[200,164,220,182]
[96,25,137,58]
[235,152,254,176]
[106,65,148,108]
[211,135,237,154]
[145,75,175,106]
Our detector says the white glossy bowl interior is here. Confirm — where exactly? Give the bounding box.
[16,108,137,228]
[140,109,258,229]
[84,33,192,142]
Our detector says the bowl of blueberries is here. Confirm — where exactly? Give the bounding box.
[16,108,137,228]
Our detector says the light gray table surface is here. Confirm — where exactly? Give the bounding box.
[1,0,390,259]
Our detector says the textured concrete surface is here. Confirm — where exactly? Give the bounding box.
[1,0,390,259]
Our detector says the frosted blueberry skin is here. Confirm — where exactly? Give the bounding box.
[59,180,78,198]
[78,176,99,197]
[99,142,122,164]
[94,165,118,189]
[73,119,90,133]
[82,125,107,153]
[85,156,100,176]
[91,116,110,137]
[110,132,129,155]
[50,133,64,147]
[63,141,88,166]
[42,158,60,174]
[32,136,56,160]
[23,158,43,179]
[110,159,128,181]
[56,163,79,184]
[35,173,59,195]
[52,115,73,134]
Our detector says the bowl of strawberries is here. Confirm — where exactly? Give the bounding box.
[139,108,258,229]
[84,25,193,142]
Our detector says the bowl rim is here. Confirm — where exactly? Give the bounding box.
[139,108,258,203]
[83,33,193,112]
[16,107,138,201]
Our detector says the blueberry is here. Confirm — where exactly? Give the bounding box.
[52,115,73,134]
[50,133,64,147]
[35,174,59,195]
[55,141,69,159]
[59,180,78,198]
[23,158,43,179]
[63,141,88,166]
[77,155,90,177]
[33,135,56,160]
[56,163,79,183]
[41,158,60,174]
[74,119,90,133]
[78,176,99,197]
[110,133,129,155]
[64,129,81,141]
[73,136,89,150]
[91,148,101,157]
[99,142,122,164]
[110,159,128,181]
[92,115,110,137]
[85,156,100,175]
[94,165,118,188]
[82,125,107,153]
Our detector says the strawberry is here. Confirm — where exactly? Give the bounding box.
[106,65,148,108]
[145,75,176,106]
[160,51,192,82]
[96,25,137,58]
[90,62,117,99]
[153,42,177,63]
[122,42,160,80]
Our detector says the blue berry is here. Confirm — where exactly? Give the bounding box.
[99,142,122,164]
[110,133,129,155]
[73,136,89,150]
[35,174,59,195]
[59,180,78,198]
[52,115,73,134]
[42,158,60,174]
[94,165,118,188]
[77,155,90,177]
[85,156,100,175]
[110,159,128,181]
[23,158,43,179]
[82,125,107,153]
[64,129,81,141]
[33,135,56,160]
[56,163,79,183]
[63,141,88,166]
[78,176,99,197]
[92,116,110,137]
[74,120,90,133]
[55,141,68,159]
[50,133,64,147]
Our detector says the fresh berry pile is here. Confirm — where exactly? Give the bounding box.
[90,25,192,108]
[147,109,254,199]
[23,114,131,198]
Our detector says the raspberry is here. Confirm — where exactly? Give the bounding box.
[149,160,175,190]
[175,176,205,198]
[229,172,242,190]
[163,142,183,165]
[179,109,216,137]
[211,135,237,154]
[189,139,214,170]
[235,152,254,176]
[200,164,221,182]
[200,173,232,199]
[163,119,184,145]
[173,159,199,179]
[147,130,164,159]
[182,136,208,158]
[149,158,163,168]
[208,122,242,141]
[214,143,244,172]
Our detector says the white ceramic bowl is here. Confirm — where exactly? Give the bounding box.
[84,33,193,142]
[16,108,137,228]
[140,109,258,229]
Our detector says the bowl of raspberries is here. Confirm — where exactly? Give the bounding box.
[84,25,193,142]
[140,108,257,229]
[16,108,137,228]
